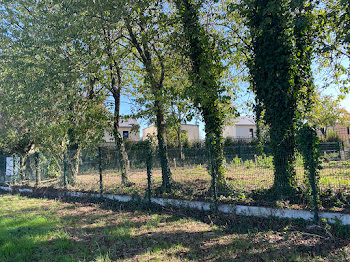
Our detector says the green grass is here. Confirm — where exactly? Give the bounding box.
[1,193,350,261]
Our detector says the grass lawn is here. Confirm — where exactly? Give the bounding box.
[1,193,350,261]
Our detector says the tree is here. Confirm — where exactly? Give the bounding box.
[306,94,349,137]
[0,1,109,184]
[174,0,234,191]
[313,0,349,95]
[239,0,317,195]
[119,1,177,191]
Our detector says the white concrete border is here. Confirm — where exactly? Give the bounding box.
[0,186,13,192]
[1,186,350,225]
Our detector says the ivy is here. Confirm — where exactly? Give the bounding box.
[298,125,321,221]
[239,0,317,197]
[174,0,232,192]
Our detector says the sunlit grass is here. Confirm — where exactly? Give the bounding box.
[1,194,349,261]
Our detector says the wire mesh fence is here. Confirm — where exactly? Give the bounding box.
[1,142,350,212]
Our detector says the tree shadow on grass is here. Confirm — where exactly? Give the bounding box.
[2,192,350,261]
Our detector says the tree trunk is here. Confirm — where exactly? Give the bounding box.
[270,121,297,194]
[103,25,130,186]
[174,0,227,194]
[155,100,172,191]
[34,153,40,186]
[113,125,130,186]
[19,155,25,183]
[67,147,80,186]
[124,18,172,191]
[24,156,32,184]
[177,125,184,163]
[110,69,130,186]
[203,107,225,185]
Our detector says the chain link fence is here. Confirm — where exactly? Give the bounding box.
[1,142,350,214]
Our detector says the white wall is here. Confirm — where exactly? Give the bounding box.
[223,126,236,138]
[103,127,140,142]
[236,125,256,138]
[181,125,200,142]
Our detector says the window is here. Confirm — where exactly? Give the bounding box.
[249,128,254,138]
[123,131,129,139]
[347,127,350,135]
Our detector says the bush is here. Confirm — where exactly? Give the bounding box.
[244,159,255,169]
[321,130,342,143]
[255,154,273,169]
[230,156,242,168]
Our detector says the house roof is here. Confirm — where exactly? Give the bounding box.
[231,117,256,126]
[119,118,139,128]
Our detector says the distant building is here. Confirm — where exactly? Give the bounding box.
[103,119,140,143]
[318,124,350,144]
[223,117,256,139]
[142,124,200,142]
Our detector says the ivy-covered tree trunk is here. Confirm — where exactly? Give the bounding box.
[66,145,80,186]
[203,107,225,184]
[270,122,297,193]
[34,152,40,186]
[242,0,306,195]
[24,156,32,184]
[174,0,228,189]
[242,0,316,196]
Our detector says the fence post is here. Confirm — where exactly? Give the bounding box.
[209,142,218,212]
[2,154,6,184]
[63,151,67,190]
[12,155,15,185]
[34,152,40,187]
[146,141,153,205]
[309,157,319,223]
[98,147,103,196]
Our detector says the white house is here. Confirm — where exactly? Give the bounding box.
[142,124,200,142]
[103,119,140,143]
[223,117,256,139]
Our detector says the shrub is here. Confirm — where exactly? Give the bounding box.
[255,154,273,169]
[230,156,242,168]
[244,159,255,169]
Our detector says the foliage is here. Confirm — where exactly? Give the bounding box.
[230,156,243,168]
[320,129,343,142]
[314,0,349,93]
[255,154,274,169]
[306,94,349,137]
[244,159,255,169]
[174,0,235,195]
[298,125,322,220]
[238,0,317,196]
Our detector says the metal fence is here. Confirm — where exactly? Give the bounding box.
[1,142,350,213]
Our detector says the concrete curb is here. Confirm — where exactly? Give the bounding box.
[1,186,349,225]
